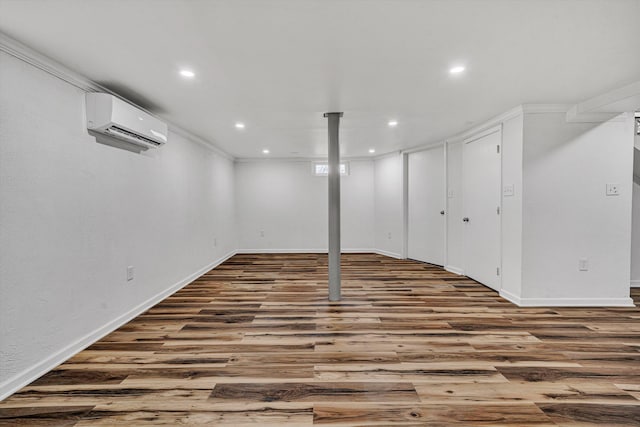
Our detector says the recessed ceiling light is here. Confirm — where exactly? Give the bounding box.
[235,122,245,129]
[388,120,398,127]
[262,149,270,154]
[449,65,465,74]
[179,69,195,78]
[369,148,376,154]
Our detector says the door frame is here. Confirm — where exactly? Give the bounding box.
[401,143,447,262]
[405,144,447,265]
[462,124,503,291]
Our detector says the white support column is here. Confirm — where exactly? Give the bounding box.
[324,112,343,301]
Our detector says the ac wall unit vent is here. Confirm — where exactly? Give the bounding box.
[86,93,168,149]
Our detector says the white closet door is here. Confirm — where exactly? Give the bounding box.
[462,128,502,291]
[408,145,445,265]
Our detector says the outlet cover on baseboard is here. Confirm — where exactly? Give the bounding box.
[127,266,134,281]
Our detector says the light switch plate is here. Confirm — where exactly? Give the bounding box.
[606,183,620,196]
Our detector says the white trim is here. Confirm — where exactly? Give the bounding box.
[565,109,620,123]
[570,80,640,113]
[0,250,236,402]
[443,142,449,268]
[0,31,233,161]
[447,105,523,144]
[445,265,465,276]
[631,280,640,288]
[521,104,571,114]
[235,248,403,259]
[373,249,403,259]
[401,140,446,156]
[463,124,502,145]
[372,150,403,161]
[235,248,376,254]
[499,291,634,307]
[401,152,409,260]
[566,80,640,123]
[499,289,522,306]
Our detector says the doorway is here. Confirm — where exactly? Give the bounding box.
[407,145,446,266]
[462,127,502,291]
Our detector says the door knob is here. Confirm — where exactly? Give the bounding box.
[440,210,445,215]
[462,217,469,222]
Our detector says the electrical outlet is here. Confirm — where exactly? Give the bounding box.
[447,189,455,198]
[387,232,392,239]
[606,183,620,196]
[127,266,134,281]
[260,230,265,237]
[503,184,515,197]
[578,258,589,271]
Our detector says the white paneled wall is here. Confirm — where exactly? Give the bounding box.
[632,145,640,287]
[374,154,404,258]
[443,109,634,306]
[1,44,638,403]
[520,112,633,304]
[500,115,525,299]
[235,160,375,252]
[0,51,237,398]
[445,142,464,274]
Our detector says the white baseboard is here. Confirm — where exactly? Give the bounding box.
[499,289,522,306]
[444,265,465,276]
[499,290,634,307]
[373,249,403,259]
[0,250,236,402]
[235,248,376,254]
[236,248,402,259]
[631,280,640,288]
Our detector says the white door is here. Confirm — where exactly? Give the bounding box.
[462,128,501,291]
[408,145,445,265]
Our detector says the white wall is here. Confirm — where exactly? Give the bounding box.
[235,159,375,251]
[0,51,236,398]
[374,153,403,258]
[632,145,640,287]
[521,112,634,304]
[445,141,464,273]
[500,114,524,298]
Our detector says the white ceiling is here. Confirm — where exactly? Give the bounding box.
[1,0,639,158]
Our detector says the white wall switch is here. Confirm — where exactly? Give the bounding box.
[606,183,620,196]
[503,184,515,197]
[127,266,134,281]
[578,258,589,271]
[213,237,217,247]
[447,189,455,198]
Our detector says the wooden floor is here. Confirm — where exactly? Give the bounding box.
[2,253,640,426]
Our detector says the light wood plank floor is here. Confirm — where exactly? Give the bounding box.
[2,253,640,426]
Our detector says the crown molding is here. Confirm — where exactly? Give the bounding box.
[400,140,445,155]
[0,31,234,161]
[567,80,640,123]
[444,105,523,144]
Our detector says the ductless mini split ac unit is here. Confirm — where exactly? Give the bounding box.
[86,93,168,149]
